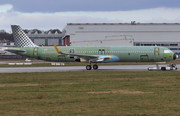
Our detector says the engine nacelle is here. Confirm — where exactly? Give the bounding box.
[75,58,89,63]
[75,58,80,62]
[80,59,89,63]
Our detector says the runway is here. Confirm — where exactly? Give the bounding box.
[0,65,179,73]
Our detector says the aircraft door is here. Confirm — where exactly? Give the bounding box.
[98,49,101,55]
[140,55,149,62]
[98,49,105,55]
[102,49,105,55]
[69,49,74,54]
[154,47,159,56]
[33,48,38,57]
[66,48,75,62]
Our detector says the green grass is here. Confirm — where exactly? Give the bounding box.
[0,71,180,115]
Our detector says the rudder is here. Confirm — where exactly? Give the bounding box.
[11,25,38,47]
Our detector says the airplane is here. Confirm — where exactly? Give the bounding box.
[6,24,179,70]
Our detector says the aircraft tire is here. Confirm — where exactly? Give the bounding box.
[93,65,98,70]
[86,65,92,70]
[161,67,166,71]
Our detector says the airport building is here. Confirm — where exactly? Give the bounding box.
[62,22,180,55]
[26,31,63,46]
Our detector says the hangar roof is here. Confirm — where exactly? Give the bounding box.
[67,23,180,25]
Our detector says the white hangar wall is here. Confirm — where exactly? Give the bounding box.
[62,23,180,54]
[70,33,134,46]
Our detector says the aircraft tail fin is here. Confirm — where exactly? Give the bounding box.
[11,25,38,47]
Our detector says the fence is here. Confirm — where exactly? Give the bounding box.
[0,55,26,59]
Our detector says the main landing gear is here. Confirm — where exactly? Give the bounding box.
[86,61,98,70]
[86,65,92,70]
[86,64,98,70]
[93,64,98,70]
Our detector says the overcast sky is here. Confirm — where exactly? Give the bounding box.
[1,0,180,32]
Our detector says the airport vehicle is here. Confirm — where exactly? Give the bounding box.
[148,64,177,71]
[6,25,178,70]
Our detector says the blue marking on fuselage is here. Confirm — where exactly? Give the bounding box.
[98,55,119,63]
[104,56,119,63]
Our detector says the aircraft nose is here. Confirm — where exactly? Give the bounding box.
[173,53,178,60]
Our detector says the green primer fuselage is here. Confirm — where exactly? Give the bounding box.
[17,46,174,62]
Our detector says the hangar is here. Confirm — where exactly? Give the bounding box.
[62,22,180,55]
[27,31,63,46]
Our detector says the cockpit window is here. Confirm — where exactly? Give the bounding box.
[164,50,174,53]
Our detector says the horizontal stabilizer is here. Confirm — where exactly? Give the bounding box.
[5,49,26,53]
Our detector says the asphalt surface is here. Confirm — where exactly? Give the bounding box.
[0,65,179,73]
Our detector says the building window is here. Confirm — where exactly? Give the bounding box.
[170,44,178,46]
[144,44,152,46]
[170,48,178,50]
[136,43,140,46]
[161,44,169,46]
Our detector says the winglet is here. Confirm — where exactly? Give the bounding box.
[87,44,89,46]
[53,44,60,53]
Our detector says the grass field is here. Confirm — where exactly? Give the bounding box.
[0,71,180,115]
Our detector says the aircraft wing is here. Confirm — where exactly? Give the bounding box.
[53,44,110,61]
[53,44,98,59]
